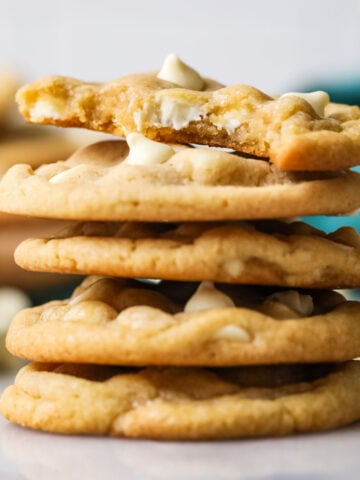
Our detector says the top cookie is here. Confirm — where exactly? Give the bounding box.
[15,56,360,171]
[0,139,359,221]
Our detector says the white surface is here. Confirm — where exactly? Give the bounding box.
[0,374,359,480]
[0,0,359,92]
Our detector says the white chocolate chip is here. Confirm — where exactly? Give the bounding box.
[158,96,203,130]
[223,258,245,277]
[267,290,313,317]
[281,91,329,116]
[125,133,175,166]
[30,100,61,121]
[157,53,204,91]
[134,95,203,131]
[184,281,235,313]
[213,325,250,341]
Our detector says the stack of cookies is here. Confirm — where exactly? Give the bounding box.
[1,55,360,439]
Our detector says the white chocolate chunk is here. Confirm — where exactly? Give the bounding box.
[157,53,204,91]
[184,281,235,313]
[213,325,250,341]
[159,96,203,130]
[125,133,175,166]
[0,287,31,330]
[223,258,245,277]
[267,290,313,317]
[134,95,204,131]
[281,91,329,116]
[30,99,61,121]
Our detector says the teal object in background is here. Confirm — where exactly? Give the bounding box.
[303,164,360,233]
[302,167,360,234]
[303,212,360,233]
[300,77,360,234]
[29,278,83,306]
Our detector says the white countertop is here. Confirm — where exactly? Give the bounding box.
[0,373,359,480]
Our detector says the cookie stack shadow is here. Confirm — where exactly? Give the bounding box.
[1,61,360,439]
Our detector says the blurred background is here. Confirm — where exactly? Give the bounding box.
[0,0,359,366]
[0,0,359,95]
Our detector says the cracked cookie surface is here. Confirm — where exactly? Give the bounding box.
[0,140,359,221]
[1,361,359,438]
[15,220,360,288]
[6,276,360,366]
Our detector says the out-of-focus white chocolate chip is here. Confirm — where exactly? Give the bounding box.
[281,91,329,116]
[184,281,235,313]
[125,133,175,166]
[212,325,251,341]
[157,53,204,91]
[266,290,314,317]
[223,258,245,277]
[115,309,175,332]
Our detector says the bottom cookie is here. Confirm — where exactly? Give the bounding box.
[1,361,359,439]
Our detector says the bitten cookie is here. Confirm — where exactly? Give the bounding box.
[14,220,360,289]
[1,361,359,439]
[6,276,360,366]
[15,55,360,171]
[0,140,359,221]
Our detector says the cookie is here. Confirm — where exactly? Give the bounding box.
[14,220,360,289]
[1,361,359,438]
[0,140,359,221]
[6,276,360,365]
[15,57,360,171]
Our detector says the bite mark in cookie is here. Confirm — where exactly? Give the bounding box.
[14,220,360,289]
[15,57,360,170]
